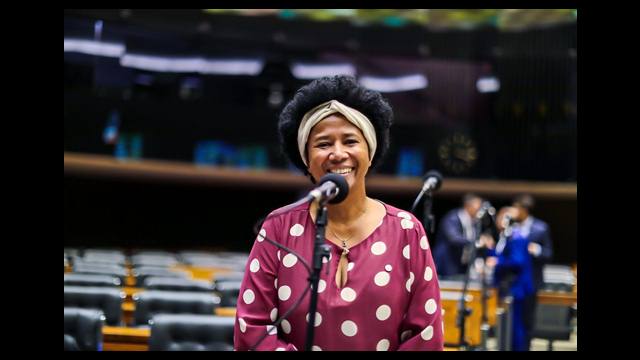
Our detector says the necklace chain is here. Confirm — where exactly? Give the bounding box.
[328,205,367,254]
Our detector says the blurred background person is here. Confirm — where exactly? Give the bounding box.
[511,194,553,295]
[432,193,482,279]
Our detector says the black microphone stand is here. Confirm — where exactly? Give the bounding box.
[304,198,331,351]
[456,227,478,351]
[456,206,493,350]
[422,192,435,240]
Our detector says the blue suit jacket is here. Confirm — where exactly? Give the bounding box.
[433,209,473,276]
[526,217,553,290]
[493,229,535,300]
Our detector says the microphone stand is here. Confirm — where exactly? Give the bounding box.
[456,207,492,350]
[410,188,435,240]
[422,192,435,240]
[304,198,331,351]
[479,246,491,351]
[456,229,477,351]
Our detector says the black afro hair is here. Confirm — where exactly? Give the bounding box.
[278,75,393,182]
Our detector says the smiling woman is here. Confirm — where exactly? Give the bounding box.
[233,76,444,351]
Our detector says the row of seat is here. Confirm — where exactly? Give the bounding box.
[64,279,241,327]
[64,307,234,351]
[65,248,249,269]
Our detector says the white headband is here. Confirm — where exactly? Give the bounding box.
[297,100,377,167]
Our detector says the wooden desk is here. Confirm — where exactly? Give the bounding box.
[537,291,577,306]
[439,283,498,326]
[103,326,150,351]
[440,291,485,347]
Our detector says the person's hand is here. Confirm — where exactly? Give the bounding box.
[528,242,542,257]
[479,234,495,249]
[486,256,498,267]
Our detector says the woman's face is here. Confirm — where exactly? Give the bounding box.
[306,114,371,191]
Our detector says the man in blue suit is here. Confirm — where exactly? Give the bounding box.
[512,194,553,293]
[492,195,553,350]
[511,194,553,350]
[433,193,483,278]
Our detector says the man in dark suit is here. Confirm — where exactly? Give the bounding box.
[433,193,483,278]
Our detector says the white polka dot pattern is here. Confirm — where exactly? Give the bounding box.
[401,218,414,229]
[270,308,278,322]
[278,286,291,301]
[374,271,390,286]
[420,235,429,250]
[266,325,277,335]
[317,279,326,293]
[425,298,437,314]
[257,229,266,242]
[340,287,357,302]
[385,264,392,271]
[406,272,415,292]
[341,320,358,337]
[348,262,355,271]
[421,325,434,341]
[243,289,255,304]
[238,318,247,333]
[281,319,291,334]
[305,312,322,327]
[376,305,391,321]
[283,253,298,268]
[289,224,304,236]
[249,259,260,273]
[312,345,322,351]
[424,266,433,281]
[371,241,387,255]
[397,211,411,219]
[376,339,390,351]
[403,245,410,259]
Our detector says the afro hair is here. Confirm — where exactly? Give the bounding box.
[278,75,394,182]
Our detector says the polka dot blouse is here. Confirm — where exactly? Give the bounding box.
[234,201,443,351]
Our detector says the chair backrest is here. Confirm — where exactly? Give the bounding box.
[213,280,242,307]
[144,276,214,292]
[64,286,125,326]
[542,264,576,291]
[148,314,235,351]
[133,291,221,326]
[72,263,128,284]
[531,304,573,341]
[64,273,122,287]
[132,267,189,287]
[64,307,105,351]
[130,254,179,268]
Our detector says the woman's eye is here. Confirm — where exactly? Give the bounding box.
[316,143,330,148]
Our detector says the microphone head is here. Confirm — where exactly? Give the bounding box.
[423,170,443,190]
[318,173,349,204]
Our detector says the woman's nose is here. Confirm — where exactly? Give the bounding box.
[329,145,348,161]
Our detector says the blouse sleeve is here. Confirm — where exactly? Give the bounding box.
[233,214,298,351]
[397,218,444,351]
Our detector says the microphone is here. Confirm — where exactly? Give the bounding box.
[410,170,443,214]
[476,201,496,220]
[501,214,516,229]
[420,170,443,194]
[308,173,349,204]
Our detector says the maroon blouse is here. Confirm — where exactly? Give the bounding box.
[234,201,443,351]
